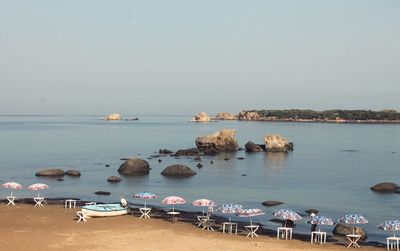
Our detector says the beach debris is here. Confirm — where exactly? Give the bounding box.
[264,134,294,152]
[65,170,81,177]
[195,129,239,153]
[245,141,264,152]
[107,176,121,183]
[94,191,111,195]
[190,112,211,122]
[262,201,284,207]
[161,164,197,177]
[35,168,65,177]
[370,182,399,193]
[118,158,150,175]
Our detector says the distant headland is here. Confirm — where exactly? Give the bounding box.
[191,110,400,124]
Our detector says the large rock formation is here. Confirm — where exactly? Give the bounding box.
[190,112,211,122]
[161,164,197,177]
[264,134,294,152]
[333,223,367,239]
[195,129,239,153]
[215,112,236,120]
[237,111,260,120]
[35,168,65,177]
[118,158,150,175]
[104,113,122,121]
[370,182,399,193]
[245,141,264,152]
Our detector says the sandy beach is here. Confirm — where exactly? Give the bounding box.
[0,203,384,251]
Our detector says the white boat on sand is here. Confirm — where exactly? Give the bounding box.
[82,199,129,217]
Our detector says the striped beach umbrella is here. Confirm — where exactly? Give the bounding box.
[133,192,157,208]
[237,208,265,225]
[192,199,216,215]
[2,182,22,196]
[28,183,49,197]
[338,213,368,235]
[273,209,303,227]
[162,196,186,212]
[216,203,243,222]
[378,220,400,237]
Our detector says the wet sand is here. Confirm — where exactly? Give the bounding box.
[0,204,383,251]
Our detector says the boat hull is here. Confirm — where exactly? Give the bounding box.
[82,204,129,217]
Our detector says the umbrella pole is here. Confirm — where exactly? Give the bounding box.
[352,226,355,235]
[10,190,13,197]
[229,216,231,222]
[172,206,175,213]
[284,220,287,228]
[38,191,40,198]
[144,200,147,209]
[250,218,253,226]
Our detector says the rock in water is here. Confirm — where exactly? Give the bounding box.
[215,112,236,120]
[161,164,197,177]
[237,111,260,120]
[245,141,264,152]
[173,148,199,157]
[190,112,211,122]
[94,191,111,196]
[159,149,174,154]
[305,209,319,215]
[264,134,294,152]
[118,158,150,175]
[333,223,367,239]
[107,176,122,183]
[35,168,65,177]
[104,113,122,121]
[370,182,399,193]
[195,129,239,153]
[65,170,81,177]
[262,201,284,207]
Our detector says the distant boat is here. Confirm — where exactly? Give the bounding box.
[82,204,129,217]
[125,117,139,121]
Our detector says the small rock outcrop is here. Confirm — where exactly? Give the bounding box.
[237,111,260,120]
[245,141,264,152]
[94,191,111,195]
[35,168,65,177]
[104,113,122,121]
[65,170,81,177]
[264,134,294,152]
[118,158,150,175]
[305,209,319,215]
[172,148,199,157]
[161,164,197,177]
[262,201,284,207]
[333,223,367,239]
[370,182,399,193]
[107,176,122,183]
[215,112,236,120]
[159,149,174,154]
[195,129,239,153]
[190,112,211,122]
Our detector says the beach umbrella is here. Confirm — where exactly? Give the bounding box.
[216,203,243,222]
[2,182,22,196]
[237,208,265,225]
[28,183,49,197]
[192,199,216,215]
[161,196,186,212]
[378,220,400,237]
[273,209,303,227]
[338,213,368,235]
[133,192,157,208]
[307,215,335,231]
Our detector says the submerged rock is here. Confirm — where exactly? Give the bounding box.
[159,149,174,154]
[190,112,211,122]
[65,170,81,177]
[370,182,399,193]
[333,223,367,239]
[245,141,264,152]
[161,164,197,177]
[262,201,284,207]
[305,209,319,215]
[35,168,65,177]
[107,176,122,183]
[196,163,203,168]
[264,134,294,152]
[195,129,239,153]
[173,148,199,157]
[118,158,150,175]
[94,191,111,196]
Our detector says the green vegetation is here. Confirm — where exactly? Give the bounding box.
[253,109,400,121]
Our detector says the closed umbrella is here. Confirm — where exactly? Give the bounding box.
[273,209,303,227]
[133,192,157,209]
[28,183,49,197]
[378,220,400,237]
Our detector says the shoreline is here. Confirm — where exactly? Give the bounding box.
[0,198,386,250]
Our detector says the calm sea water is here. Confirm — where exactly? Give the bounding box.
[0,115,399,242]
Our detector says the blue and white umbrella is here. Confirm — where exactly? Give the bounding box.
[273,209,302,227]
[307,215,335,231]
[237,208,265,225]
[133,192,157,208]
[338,213,368,235]
[378,220,400,237]
[216,203,243,221]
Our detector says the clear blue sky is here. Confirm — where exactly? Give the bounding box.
[0,0,399,115]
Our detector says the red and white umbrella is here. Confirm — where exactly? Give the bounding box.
[192,199,216,215]
[162,196,186,212]
[2,182,22,196]
[28,183,49,197]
